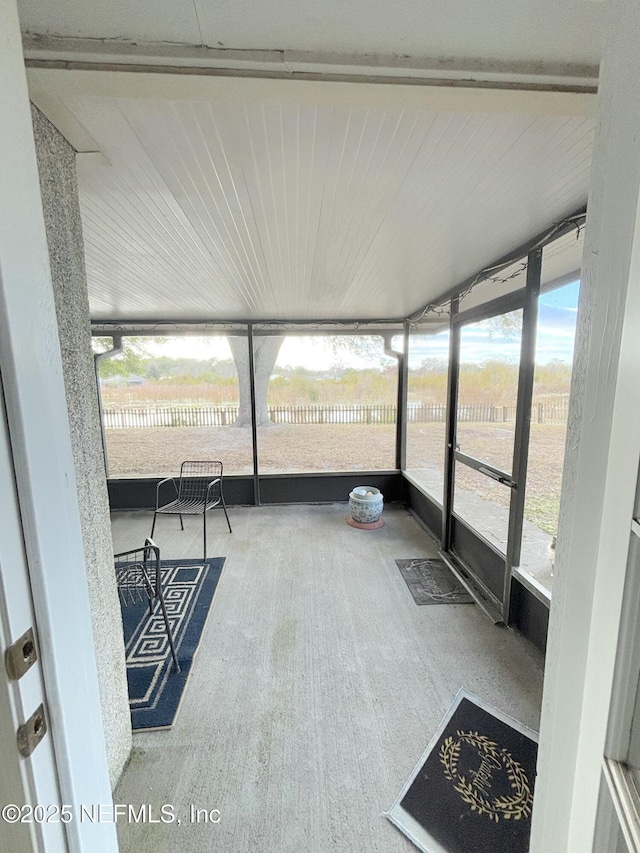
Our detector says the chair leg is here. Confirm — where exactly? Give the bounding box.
[157,592,180,673]
[151,511,157,539]
[221,492,232,533]
[179,513,184,531]
[203,511,207,562]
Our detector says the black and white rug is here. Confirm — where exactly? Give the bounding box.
[396,558,474,605]
[122,557,224,730]
[387,690,538,853]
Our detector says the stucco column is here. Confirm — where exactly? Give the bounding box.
[31,105,132,789]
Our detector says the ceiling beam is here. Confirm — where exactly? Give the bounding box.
[23,36,599,93]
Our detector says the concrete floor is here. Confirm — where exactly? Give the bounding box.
[112,503,544,853]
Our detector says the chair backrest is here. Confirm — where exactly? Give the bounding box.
[178,461,224,504]
[114,538,161,605]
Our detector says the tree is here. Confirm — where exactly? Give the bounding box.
[229,333,395,427]
[94,332,396,428]
[485,310,522,338]
[93,337,146,378]
[228,335,284,427]
[93,335,171,379]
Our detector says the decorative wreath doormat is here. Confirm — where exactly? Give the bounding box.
[387,690,538,853]
[395,558,474,606]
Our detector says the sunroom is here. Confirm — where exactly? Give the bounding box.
[3,1,640,851]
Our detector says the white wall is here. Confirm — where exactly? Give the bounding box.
[530,0,640,849]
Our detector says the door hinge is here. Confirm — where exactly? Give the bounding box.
[5,627,37,680]
[17,704,47,757]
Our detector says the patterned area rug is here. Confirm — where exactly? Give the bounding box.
[121,557,225,731]
[388,690,538,853]
[396,558,474,605]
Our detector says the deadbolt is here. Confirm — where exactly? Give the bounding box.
[5,627,37,680]
[17,704,47,757]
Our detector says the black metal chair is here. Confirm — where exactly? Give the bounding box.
[150,461,232,560]
[114,538,180,673]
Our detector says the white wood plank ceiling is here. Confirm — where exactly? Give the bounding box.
[28,71,595,323]
[454,218,585,315]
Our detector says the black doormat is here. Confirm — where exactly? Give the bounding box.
[396,558,474,605]
[387,690,538,853]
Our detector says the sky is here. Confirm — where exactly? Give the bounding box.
[144,334,387,369]
[532,281,580,364]
[408,281,580,367]
[144,280,580,370]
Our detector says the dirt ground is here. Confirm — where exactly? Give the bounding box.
[106,421,567,533]
[406,422,567,534]
[106,423,397,477]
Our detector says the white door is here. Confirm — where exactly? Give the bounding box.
[0,372,68,853]
[592,474,640,852]
[0,5,118,852]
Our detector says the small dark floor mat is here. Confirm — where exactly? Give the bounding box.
[396,558,474,605]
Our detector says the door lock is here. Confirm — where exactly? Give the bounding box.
[5,627,37,680]
[17,704,47,757]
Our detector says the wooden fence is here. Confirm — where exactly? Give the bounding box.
[103,398,569,429]
[103,406,239,429]
[267,404,397,424]
[533,399,570,425]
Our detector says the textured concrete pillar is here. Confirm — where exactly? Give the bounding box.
[31,105,131,788]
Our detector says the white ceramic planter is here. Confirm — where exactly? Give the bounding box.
[349,486,384,523]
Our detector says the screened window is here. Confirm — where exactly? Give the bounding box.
[98,335,253,477]
[255,334,398,474]
[404,327,450,504]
